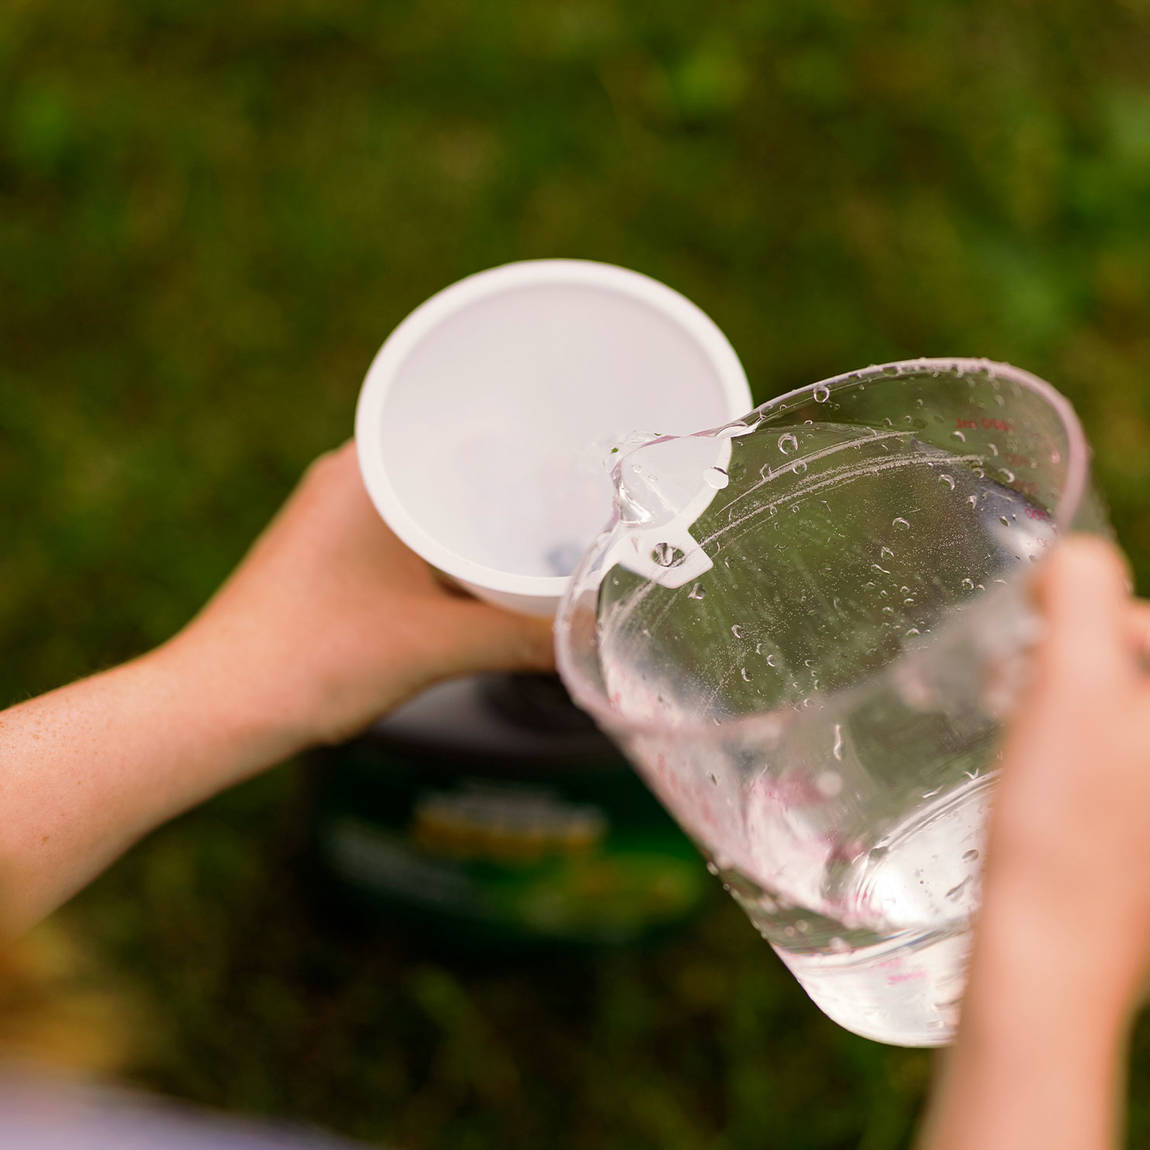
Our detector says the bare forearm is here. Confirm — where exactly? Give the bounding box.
[0,638,306,935]
[922,1003,1125,1150]
[918,897,1130,1150]
[0,443,553,936]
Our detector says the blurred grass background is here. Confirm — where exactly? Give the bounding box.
[3,0,1150,1146]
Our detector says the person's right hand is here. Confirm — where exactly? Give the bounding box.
[975,536,1150,1015]
[918,536,1149,1150]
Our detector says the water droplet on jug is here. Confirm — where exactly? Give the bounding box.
[688,583,706,600]
[903,597,916,606]
[946,877,971,902]
[766,653,777,667]
[651,542,684,568]
[813,383,831,403]
[961,578,975,591]
[832,724,844,762]
[962,849,980,863]
[999,515,1010,527]
[939,474,956,491]
[792,460,808,475]
[731,624,744,639]
[952,429,966,442]
[706,861,719,876]
[795,919,810,934]
[828,937,850,954]
[906,626,921,637]
[704,466,730,489]
[777,432,798,455]
[988,442,1000,457]
[892,516,911,530]
[880,546,894,559]
[740,667,751,682]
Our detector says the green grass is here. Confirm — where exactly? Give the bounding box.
[3,0,1150,1145]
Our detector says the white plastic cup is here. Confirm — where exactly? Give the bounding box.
[355,259,752,616]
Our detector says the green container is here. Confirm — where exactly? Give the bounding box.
[306,674,706,948]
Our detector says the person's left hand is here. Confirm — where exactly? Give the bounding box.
[166,441,555,748]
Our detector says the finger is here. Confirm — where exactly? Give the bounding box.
[1032,536,1134,690]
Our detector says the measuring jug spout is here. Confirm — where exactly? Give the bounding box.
[601,430,737,588]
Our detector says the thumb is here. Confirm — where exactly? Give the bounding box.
[1033,535,1133,692]
[439,602,557,679]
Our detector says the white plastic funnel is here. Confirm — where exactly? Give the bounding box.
[355,259,751,616]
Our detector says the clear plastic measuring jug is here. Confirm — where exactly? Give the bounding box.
[555,358,1106,1046]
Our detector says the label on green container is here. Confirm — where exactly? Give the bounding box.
[310,743,706,947]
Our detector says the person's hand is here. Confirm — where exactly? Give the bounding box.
[918,536,1149,1150]
[0,442,555,933]
[974,536,1150,1014]
[164,441,555,748]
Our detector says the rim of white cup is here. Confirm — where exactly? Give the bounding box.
[355,259,753,603]
[555,356,1091,741]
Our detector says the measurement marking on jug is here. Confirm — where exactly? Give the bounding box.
[956,416,1015,433]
